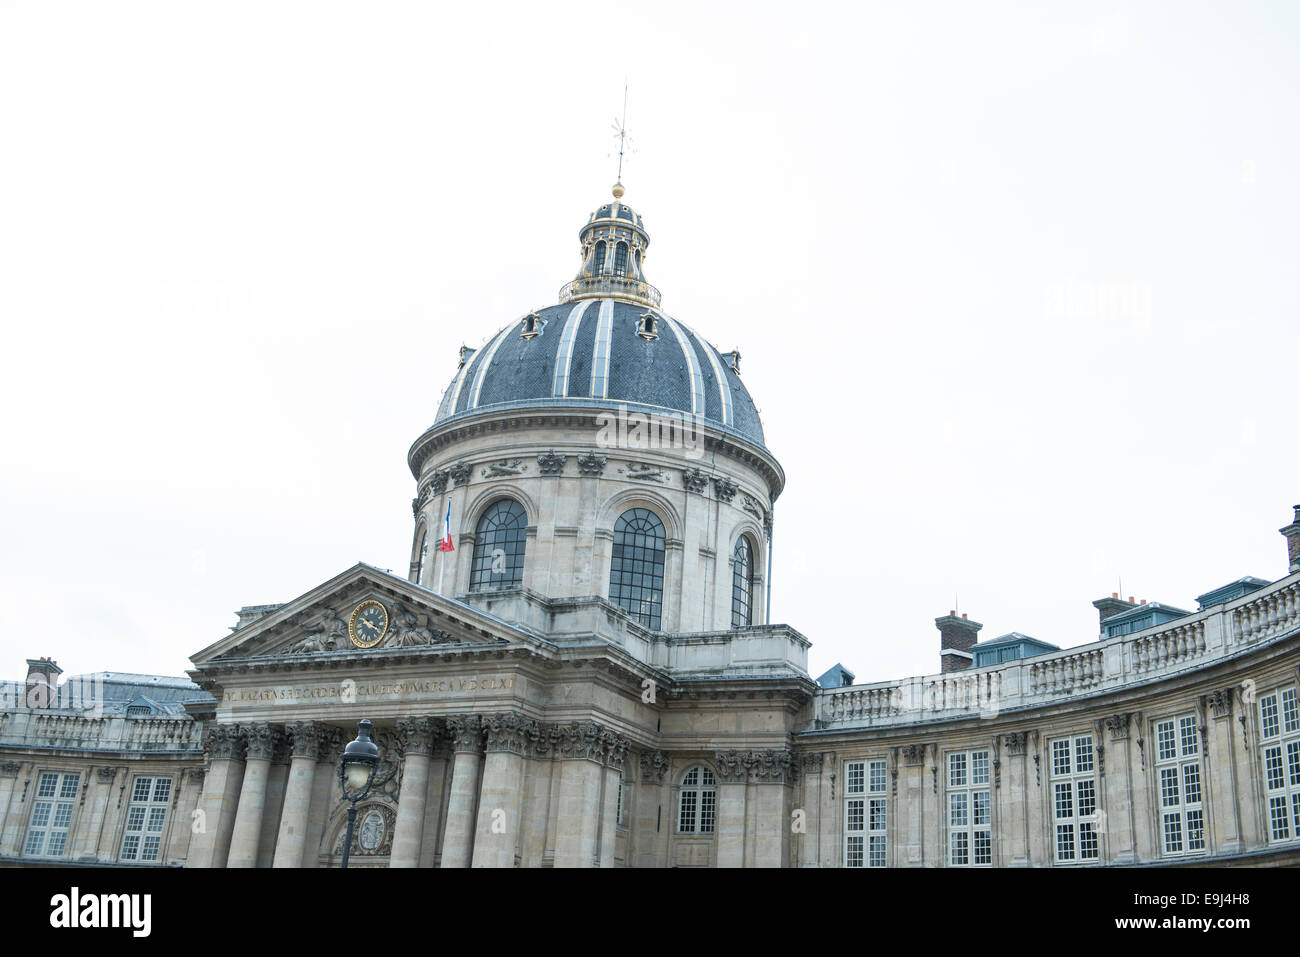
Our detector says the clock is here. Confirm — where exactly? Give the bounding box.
[348,600,389,648]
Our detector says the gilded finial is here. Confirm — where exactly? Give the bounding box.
[612,182,625,200]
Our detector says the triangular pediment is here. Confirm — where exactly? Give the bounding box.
[190,564,543,667]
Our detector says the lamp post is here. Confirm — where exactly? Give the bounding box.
[338,718,380,869]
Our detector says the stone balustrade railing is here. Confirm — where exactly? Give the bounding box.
[815,573,1300,730]
[0,709,203,753]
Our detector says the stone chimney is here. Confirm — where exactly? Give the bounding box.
[25,657,62,709]
[1281,505,1300,574]
[1092,593,1137,635]
[935,612,982,673]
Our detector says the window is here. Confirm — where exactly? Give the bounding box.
[469,499,527,591]
[609,508,665,629]
[1259,685,1300,843]
[614,241,629,277]
[23,772,79,858]
[1154,715,1204,856]
[120,776,172,863]
[948,749,992,866]
[731,536,754,627]
[677,766,716,834]
[412,527,428,584]
[1050,734,1099,863]
[844,759,887,868]
[592,241,607,275]
[616,773,625,827]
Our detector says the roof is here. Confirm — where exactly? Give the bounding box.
[971,632,1060,652]
[433,299,766,446]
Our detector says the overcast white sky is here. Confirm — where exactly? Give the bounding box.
[2,1,1297,686]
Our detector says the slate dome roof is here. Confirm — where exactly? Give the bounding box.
[433,299,764,446]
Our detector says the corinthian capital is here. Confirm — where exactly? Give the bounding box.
[243,723,278,761]
[204,724,245,762]
[483,713,535,755]
[397,716,438,756]
[446,715,485,753]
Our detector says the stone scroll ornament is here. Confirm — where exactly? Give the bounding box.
[577,452,607,476]
[537,450,567,474]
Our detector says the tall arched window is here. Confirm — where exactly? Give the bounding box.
[731,536,754,627]
[411,527,428,584]
[470,499,527,590]
[609,507,665,629]
[677,766,716,834]
[592,241,607,275]
[614,241,629,277]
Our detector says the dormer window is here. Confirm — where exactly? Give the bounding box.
[520,312,542,339]
[637,312,659,340]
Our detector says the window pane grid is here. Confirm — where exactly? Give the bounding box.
[677,766,716,835]
[120,776,171,863]
[24,772,79,859]
[845,760,887,868]
[1051,735,1099,864]
[1260,685,1300,846]
[469,499,528,591]
[1157,715,1204,857]
[947,750,991,867]
[609,508,666,630]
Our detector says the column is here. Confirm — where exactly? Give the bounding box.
[273,722,323,868]
[302,726,343,868]
[76,766,119,862]
[1101,715,1137,863]
[390,717,436,868]
[798,753,823,868]
[1000,733,1030,866]
[596,740,628,868]
[440,715,484,867]
[226,724,276,868]
[472,714,534,868]
[186,726,245,868]
[0,762,22,857]
[714,751,748,867]
[752,751,794,868]
[553,722,607,867]
[256,731,290,868]
[167,767,205,863]
[418,741,452,868]
[900,745,926,866]
[519,729,558,867]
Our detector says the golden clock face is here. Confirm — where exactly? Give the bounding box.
[348,600,388,648]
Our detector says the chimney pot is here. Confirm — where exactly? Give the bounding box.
[1128,596,1134,603]
[962,613,968,619]
[1140,599,1147,605]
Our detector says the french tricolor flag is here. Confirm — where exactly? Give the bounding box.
[437,499,455,552]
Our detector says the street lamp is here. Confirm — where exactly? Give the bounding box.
[338,718,380,869]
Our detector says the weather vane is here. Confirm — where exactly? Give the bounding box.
[611,84,631,199]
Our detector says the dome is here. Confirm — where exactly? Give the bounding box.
[434,299,765,446]
[430,189,766,448]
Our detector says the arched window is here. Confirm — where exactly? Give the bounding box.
[412,527,428,584]
[592,241,607,275]
[731,536,754,627]
[678,766,716,834]
[614,241,629,277]
[609,507,665,629]
[470,499,527,590]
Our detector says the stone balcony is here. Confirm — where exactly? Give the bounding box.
[813,570,1300,731]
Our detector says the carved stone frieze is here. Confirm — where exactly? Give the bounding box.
[712,476,738,503]
[1105,713,1132,740]
[620,462,669,483]
[537,450,567,474]
[483,713,535,755]
[639,750,670,783]
[577,452,607,476]
[448,461,472,487]
[243,724,276,762]
[396,716,438,757]
[901,743,927,766]
[714,749,795,783]
[204,725,245,762]
[1208,687,1235,719]
[682,467,710,494]
[482,459,526,478]
[97,766,119,783]
[1003,731,1030,755]
[446,715,484,753]
[428,469,449,495]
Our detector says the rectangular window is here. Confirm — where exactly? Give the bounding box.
[1155,716,1204,857]
[948,749,992,867]
[1050,734,1098,864]
[120,776,171,863]
[1260,686,1300,845]
[23,772,79,858]
[844,759,887,868]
